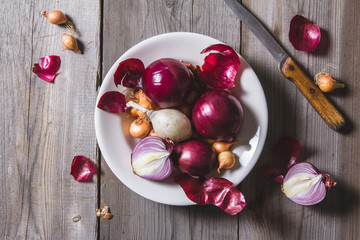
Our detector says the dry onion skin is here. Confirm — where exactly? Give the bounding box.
[41,10,76,34]
[314,72,345,93]
[217,151,236,173]
[289,15,321,52]
[62,34,81,54]
[212,140,238,155]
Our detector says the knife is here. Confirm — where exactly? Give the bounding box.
[225,0,345,131]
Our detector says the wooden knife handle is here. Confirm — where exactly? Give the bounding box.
[281,57,345,131]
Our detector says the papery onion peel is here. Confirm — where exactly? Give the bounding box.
[172,173,246,215]
[262,136,300,183]
[289,15,321,52]
[196,44,240,89]
[32,55,61,83]
[97,91,128,113]
[114,58,145,88]
[70,155,97,182]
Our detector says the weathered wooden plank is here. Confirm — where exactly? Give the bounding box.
[100,1,192,239]
[0,1,33,239]
[189,1,241,240]
[0,0,100,239]
[239,0,360,240]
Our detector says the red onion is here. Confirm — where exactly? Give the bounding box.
[281,162,336,205]
[172,139,216,177]
[192,90,244,141]
[141,58,193,108]
[289,15,321,52]
[32,55,61,83]
[131,136,173,181]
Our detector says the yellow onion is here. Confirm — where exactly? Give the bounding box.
[41,10,68,25]
[62,34,81,54]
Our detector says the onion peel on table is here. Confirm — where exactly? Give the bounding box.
[289,15,321,52]
[172,172,246,215]
[97,91,128,113]
[32,55,61,83]
[114,58,145,88]
[196,44,240,89]
[70,155,97,182]
[262,136,300,183]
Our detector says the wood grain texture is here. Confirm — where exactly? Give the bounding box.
[1,0,100,239]
[240,0,360,240]
[2,0,360,239]
[100,1,192,239]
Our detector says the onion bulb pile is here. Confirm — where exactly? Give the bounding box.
[97,44,244,185]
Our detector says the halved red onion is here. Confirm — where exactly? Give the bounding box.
[172,173,246,215]
[196,44,240,89]
[131,136,173,181]
[141,58,193,108]
[262,136,300,183]
[32,55,61,82]
[70,155,96,182]
[289,15,321,52]
[192,89,244,141]
[114,58,145,88]
[281,162,336,205]
[97,91,128,113]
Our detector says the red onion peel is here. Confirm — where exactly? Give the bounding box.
[114,58,145,88]
[71,155,97,182]
[32,55,61,83]
[97,91,128,113]
[172,173,246,215]
[262,136,300,183]
[289,15,321,52]
[196,44,240,89]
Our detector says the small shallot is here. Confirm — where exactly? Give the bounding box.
[281,162,336,205]
[217,151,235,173]
[314,72,345,93]
[41,10,76,33]
[212,140,238,155]
[62,34,81,54]
[129,117,151,138]
[41,10,68,24]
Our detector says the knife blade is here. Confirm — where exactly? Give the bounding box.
[225,0,345,131]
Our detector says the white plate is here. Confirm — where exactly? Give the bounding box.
[95,32,268,206]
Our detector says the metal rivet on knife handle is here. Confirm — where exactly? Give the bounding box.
[281,57,345,131]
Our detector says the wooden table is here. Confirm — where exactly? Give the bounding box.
[2,0,360,239]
